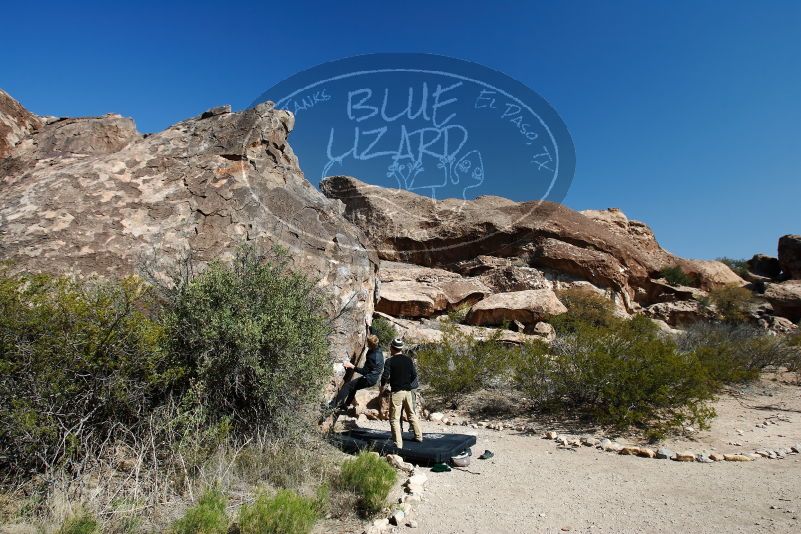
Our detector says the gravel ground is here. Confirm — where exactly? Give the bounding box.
[362,373,801,533]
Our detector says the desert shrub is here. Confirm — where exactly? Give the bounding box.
[446,303,471,324]
[708,284,753,323]
[0,271,168,475]
[171,489,229,534]
[678,322,799,384]
[232,436,337,490]
[238,489,318,534]
[59,510,100,534]
[161,246,331,437]
[416,324,514,400]
[515,315,715,438]
[337,452,396,516]
[717,257,749,278]
[314,483,331,516]
[790,330,801,347]
[552,286,617,333]
[788,328,801,374]
[660,265,697,287]
[370,316,397,350]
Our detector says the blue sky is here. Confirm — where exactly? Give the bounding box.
[1,0,799,260]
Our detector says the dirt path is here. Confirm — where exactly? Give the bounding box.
[367,374,801,533]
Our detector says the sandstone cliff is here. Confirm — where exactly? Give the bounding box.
[320,175,744,313]
[0,91,378,367]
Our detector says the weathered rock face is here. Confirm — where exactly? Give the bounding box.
[644,300,714,328]
[0,89,42,159]
[465,289,567,327]
[374,312,552,345]
[675,259,746,289]
[778,235,801,279]
[376,261,489,318]
[320,176,744,309]
[0,92,378,367]
[763,281,801,322]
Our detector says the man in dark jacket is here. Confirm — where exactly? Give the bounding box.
[381,338,423,448]
[330,334,384,409]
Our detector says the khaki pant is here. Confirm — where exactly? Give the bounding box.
[390,390,422,448]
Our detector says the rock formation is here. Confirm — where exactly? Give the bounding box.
[320,175,744,317]
[2,87,794,372]
[778,235,801,280]
[0,89,42,159]
[465,289,567,327]
[0,90,378,370]
[763,281,801,323]
[747,254,782,280]
[376,261,490,318]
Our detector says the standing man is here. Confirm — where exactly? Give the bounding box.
[330,335,384,410]
[381,338,423,448]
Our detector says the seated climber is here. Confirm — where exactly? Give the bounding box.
[330,334,384,410]
[381,338,423,448]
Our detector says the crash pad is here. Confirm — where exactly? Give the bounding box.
[331,427,476,464]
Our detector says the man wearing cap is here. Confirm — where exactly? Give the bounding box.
[381,338,423,448]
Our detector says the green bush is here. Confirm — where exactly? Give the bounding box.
[446,303,471,324]
[659,265,697,287]
[59,510,100,534]
[337,452,396,516]
[238,490,318,534]
[717,257,749,278]
[416,324,513,400]
[514,316,715,438]
[789,328,801,374]
[708,284,752,323]
[161,246,331,436]
[551,287,617,334]
[0,271,168,475]
[171,489,229,534]
[370,316,397,350]
[678,322,798,384]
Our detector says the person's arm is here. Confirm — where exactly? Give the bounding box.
[353,349,373,376]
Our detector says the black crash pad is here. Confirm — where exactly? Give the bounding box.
[331,428,476,464]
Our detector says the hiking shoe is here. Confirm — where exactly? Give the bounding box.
[431,463,451,472]
[478,449,494,460]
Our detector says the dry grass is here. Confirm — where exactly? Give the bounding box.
[0,431,350,533]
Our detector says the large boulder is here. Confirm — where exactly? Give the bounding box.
[778,235,801,279]
[644,300,714,327]
[763,281,801,322]
[479,265,552,293]
[675,259,747,290]
[376,261,490,318]
[321,176,744,309]
[0,92,378,370]
[374,313,553,345]
[747,254,782,280]
[465,289,567,327]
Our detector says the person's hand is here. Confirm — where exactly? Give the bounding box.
[343,361,355,370]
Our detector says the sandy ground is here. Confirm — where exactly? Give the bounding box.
[357,373,801,533]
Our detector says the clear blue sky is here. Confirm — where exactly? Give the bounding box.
[2,0,799,260]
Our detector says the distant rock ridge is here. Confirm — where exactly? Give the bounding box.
[320,175,745,314]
